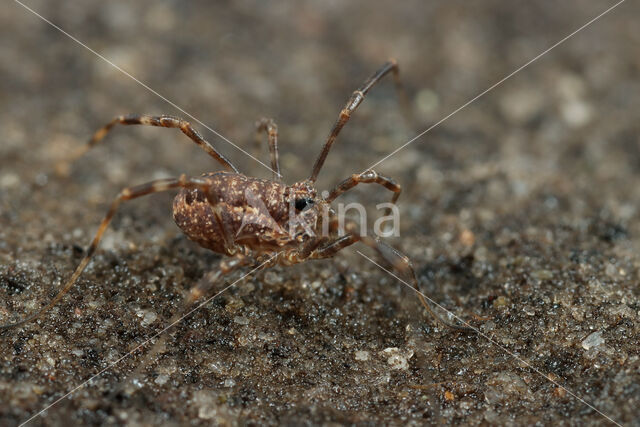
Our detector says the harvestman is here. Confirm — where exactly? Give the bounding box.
[0,60,469,331]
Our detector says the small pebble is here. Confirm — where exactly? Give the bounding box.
[605,263,619,279]
[141,310,157,327]
[354,350,370,361]
[561,99,592,127]
[198,405,217,420]
[481,320,495,332]
[35,173,48,186]
[234,316,249,325]
[258,332,273,341]
[154,374,169,385]
[531,269,553,280]
[381,347,414,370]
[225,298,245,313]
[485,372,533,403]
[459,229,475,247]
[493,296,509,308]
[0,173,19,189]
[415,88,439,115]
[263,271,281,285]
[193,391,218,420]
[459,397,474,409]
[582,331,605,350]
[499,87,543,124]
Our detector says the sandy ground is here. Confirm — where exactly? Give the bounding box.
[1,1,639,425]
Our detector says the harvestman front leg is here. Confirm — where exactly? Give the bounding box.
[325,169,401,216]
[0,175,213,329]
[311,231,472,331]
[58,114,239,174]
[255,118,281,181]
[309,59,411,182]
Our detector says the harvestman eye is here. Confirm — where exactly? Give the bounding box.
[295,198,314,211]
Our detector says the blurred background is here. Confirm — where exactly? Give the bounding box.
[0,1,639,425]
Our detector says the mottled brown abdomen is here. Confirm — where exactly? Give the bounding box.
[172,172,292,256]
[173,187,229,254]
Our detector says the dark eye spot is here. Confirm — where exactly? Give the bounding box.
[185,192,194,205]
[295,198,314,211]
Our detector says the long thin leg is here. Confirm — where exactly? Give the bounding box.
[125,255,252,381]
[311,230,472,331]
[57,115,239,175]
[309,59,411,182]
[325,169,401,209]
[187,255,251,302]
[280,236,331,265]
[255,118,281,181]
[0,175,213,329]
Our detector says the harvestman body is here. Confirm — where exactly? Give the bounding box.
[0,60,469,331]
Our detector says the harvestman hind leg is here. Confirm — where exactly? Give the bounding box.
[255,118,281,181]
[309,59,413,182]
[58,114,239,174]
[0,175,214,329]
[125,254,253,381]
[310,231,473,331]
